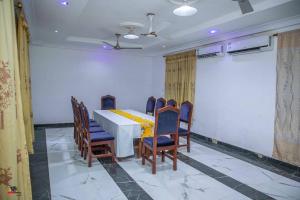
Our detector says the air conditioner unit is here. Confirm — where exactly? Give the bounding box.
[227,35,272,55]
[197,44,224,58]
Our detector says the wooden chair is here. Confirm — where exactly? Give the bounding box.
[142,106,180,174]
[178,101,193,152]
[78,102,105,153]
[101,95,116,110]
[71,96,77,141]
[72,97,99,144]
[154,97,166,114]
[81,103,115,167]
[167,99,177,107]
[146,96,156,116]
[73,99,83,145]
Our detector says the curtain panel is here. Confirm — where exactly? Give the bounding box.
[165,50,196,106]
[0,0,32,199]
[17,10,34,154]
[273,29,300,166]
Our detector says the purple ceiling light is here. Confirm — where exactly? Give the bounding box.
[60,1,69,6]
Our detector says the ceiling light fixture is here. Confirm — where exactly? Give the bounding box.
[124,34,139,40]
[123,27,139,40]
[120,22,143,40]
[54,30,59,33]
[60,1,69,6]
[209,29,217,34]
[172,0,197,16]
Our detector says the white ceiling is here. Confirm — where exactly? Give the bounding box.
[24,0,300,54]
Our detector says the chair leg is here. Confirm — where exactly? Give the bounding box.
[84,144,87,160]
[161,150,165,162]
[152,151,157,174]
[88,146,92,167]
[110,141,116,162]
[78,135,81,150]
[138,139,142,158]
[146,148,150,158]
[173,148,177,171]
[142,143,145,165]
[81,142,84,157]
[187,134,190,153]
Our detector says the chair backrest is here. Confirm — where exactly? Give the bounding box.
[79,102,92,140]
[167,99,177,107]
[155,97,166,112]
[180,101,193,128]
[73,100,82,131]
[101,95,116,110]
[71,96,75,118]
[154,106,180,137]
[146,96,156,114]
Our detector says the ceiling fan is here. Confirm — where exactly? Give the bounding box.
[233,0,254,14]
[103,34,143,50]
[141,13,158,38]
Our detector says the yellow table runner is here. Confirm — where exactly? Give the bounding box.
[110,110,154,139]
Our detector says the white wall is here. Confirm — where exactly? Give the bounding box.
[152,39,277,157]
[193,39,277,157]
[151,57,165,98]
[30,45,154,124]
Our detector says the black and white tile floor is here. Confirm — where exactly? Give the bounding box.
[30,127,300,200]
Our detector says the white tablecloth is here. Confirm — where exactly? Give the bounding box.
[93,109,154,158]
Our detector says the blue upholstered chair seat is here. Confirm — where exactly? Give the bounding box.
[89,126,105,133]
[89,121,99,127]
[178,127,188,136]
[90,131,114,142]
[144,136,175,147]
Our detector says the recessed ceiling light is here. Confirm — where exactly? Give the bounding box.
[162,45,166,48]
[173,5,197,16]
[102,44,113,50]
[54,30,59,33]
[209,29,217,34]
[124,34,139,40]
[60,1,69,6]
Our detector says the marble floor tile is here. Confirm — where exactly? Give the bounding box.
[179,138,300,200]
[46,128,127,200]
[118,157,251,200]
[44,127,300,200]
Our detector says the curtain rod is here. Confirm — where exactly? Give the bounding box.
[163,32,279,57]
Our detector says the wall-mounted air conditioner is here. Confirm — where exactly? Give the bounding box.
[197,44,224,58]
[226,35,272,55]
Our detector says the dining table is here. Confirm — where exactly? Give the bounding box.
[93,109,154,158]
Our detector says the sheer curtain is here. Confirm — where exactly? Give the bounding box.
[0,0,32,199]
[165,50,196,105]
[273,29,300,166]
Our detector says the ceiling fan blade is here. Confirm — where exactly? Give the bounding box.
[102,41,115,47]
[236,0,254,14]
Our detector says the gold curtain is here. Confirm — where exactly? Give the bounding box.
[273,29,300,166]
[0,0,32,199]
[165,50,196,105]
[17,9,34,154]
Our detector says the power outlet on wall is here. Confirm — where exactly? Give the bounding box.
[212,139,218,144]
[257,153,263,159]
